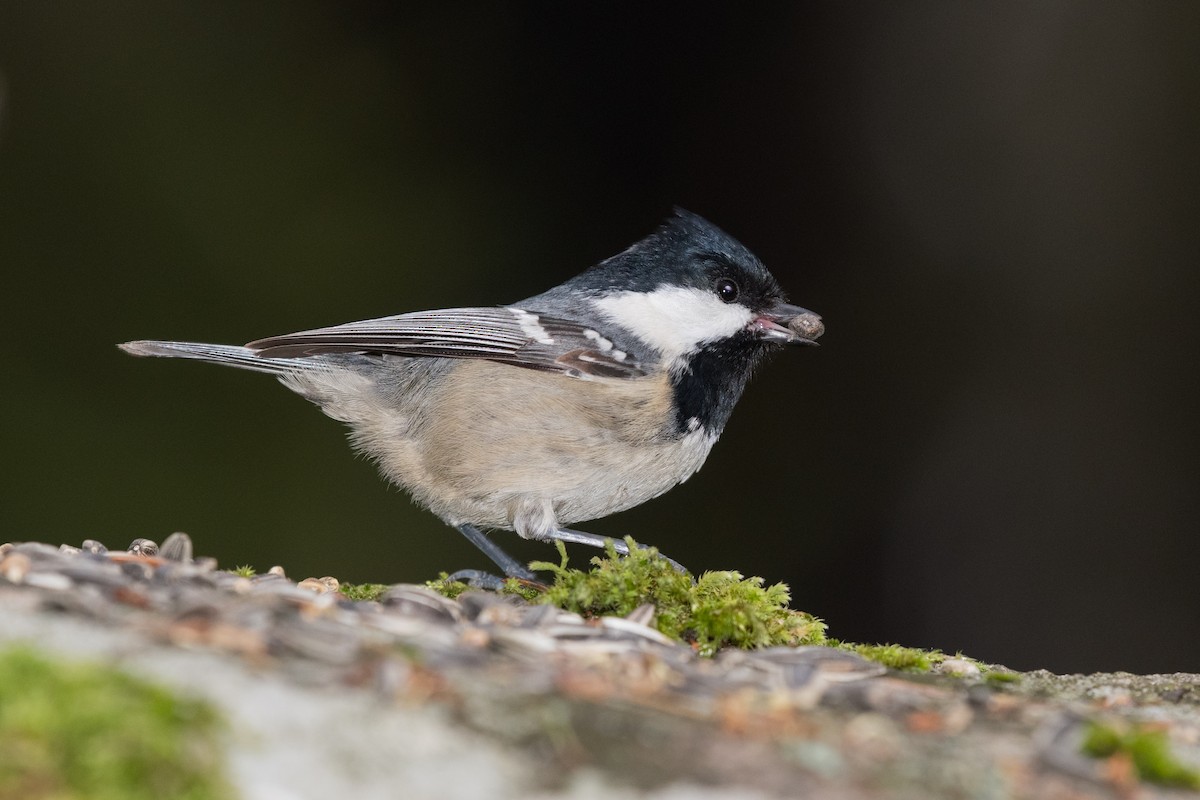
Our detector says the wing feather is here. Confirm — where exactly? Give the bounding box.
[247,307,646,379]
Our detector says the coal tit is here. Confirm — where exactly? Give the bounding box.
[120,209,823,582]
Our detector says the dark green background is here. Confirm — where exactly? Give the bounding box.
[2,3,1197,673]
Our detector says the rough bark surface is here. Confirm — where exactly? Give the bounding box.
[1,537,1197,799]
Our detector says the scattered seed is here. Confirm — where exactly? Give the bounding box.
[128,538,159,557]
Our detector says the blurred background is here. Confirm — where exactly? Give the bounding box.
[1,3,1197,673]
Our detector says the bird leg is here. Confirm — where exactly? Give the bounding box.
[547,527,690,574]
[447,523,538,586]
[446,523,690,590]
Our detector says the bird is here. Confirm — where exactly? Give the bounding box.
[120,209,823,584]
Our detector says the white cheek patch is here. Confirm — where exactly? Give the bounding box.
[591,286,753,364]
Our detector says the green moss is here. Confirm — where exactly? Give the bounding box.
[420,541,994,668]
[830,641,940,672]
[983,669,1021,685]
[339,582,390,602]
[1082,721,1200,789]
[425,573,471,599]
[499,578,546,602]
[0,646,228,800]
[424,574,542,602]
[228,564,256,577]
[1082,722,1123,755]
[529,538,826,657]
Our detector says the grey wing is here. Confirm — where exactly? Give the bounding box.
[247,306,647,380]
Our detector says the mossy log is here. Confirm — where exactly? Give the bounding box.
[2,536,1198,799]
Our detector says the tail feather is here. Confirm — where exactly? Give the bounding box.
[118,340,322,375]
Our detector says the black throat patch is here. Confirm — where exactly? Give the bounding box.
[671,334,771,437]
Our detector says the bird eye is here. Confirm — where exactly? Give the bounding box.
[714,278,740,303]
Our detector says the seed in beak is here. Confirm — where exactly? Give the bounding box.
[788,312,824,341]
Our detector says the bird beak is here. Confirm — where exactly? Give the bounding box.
[748,302,824,345]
